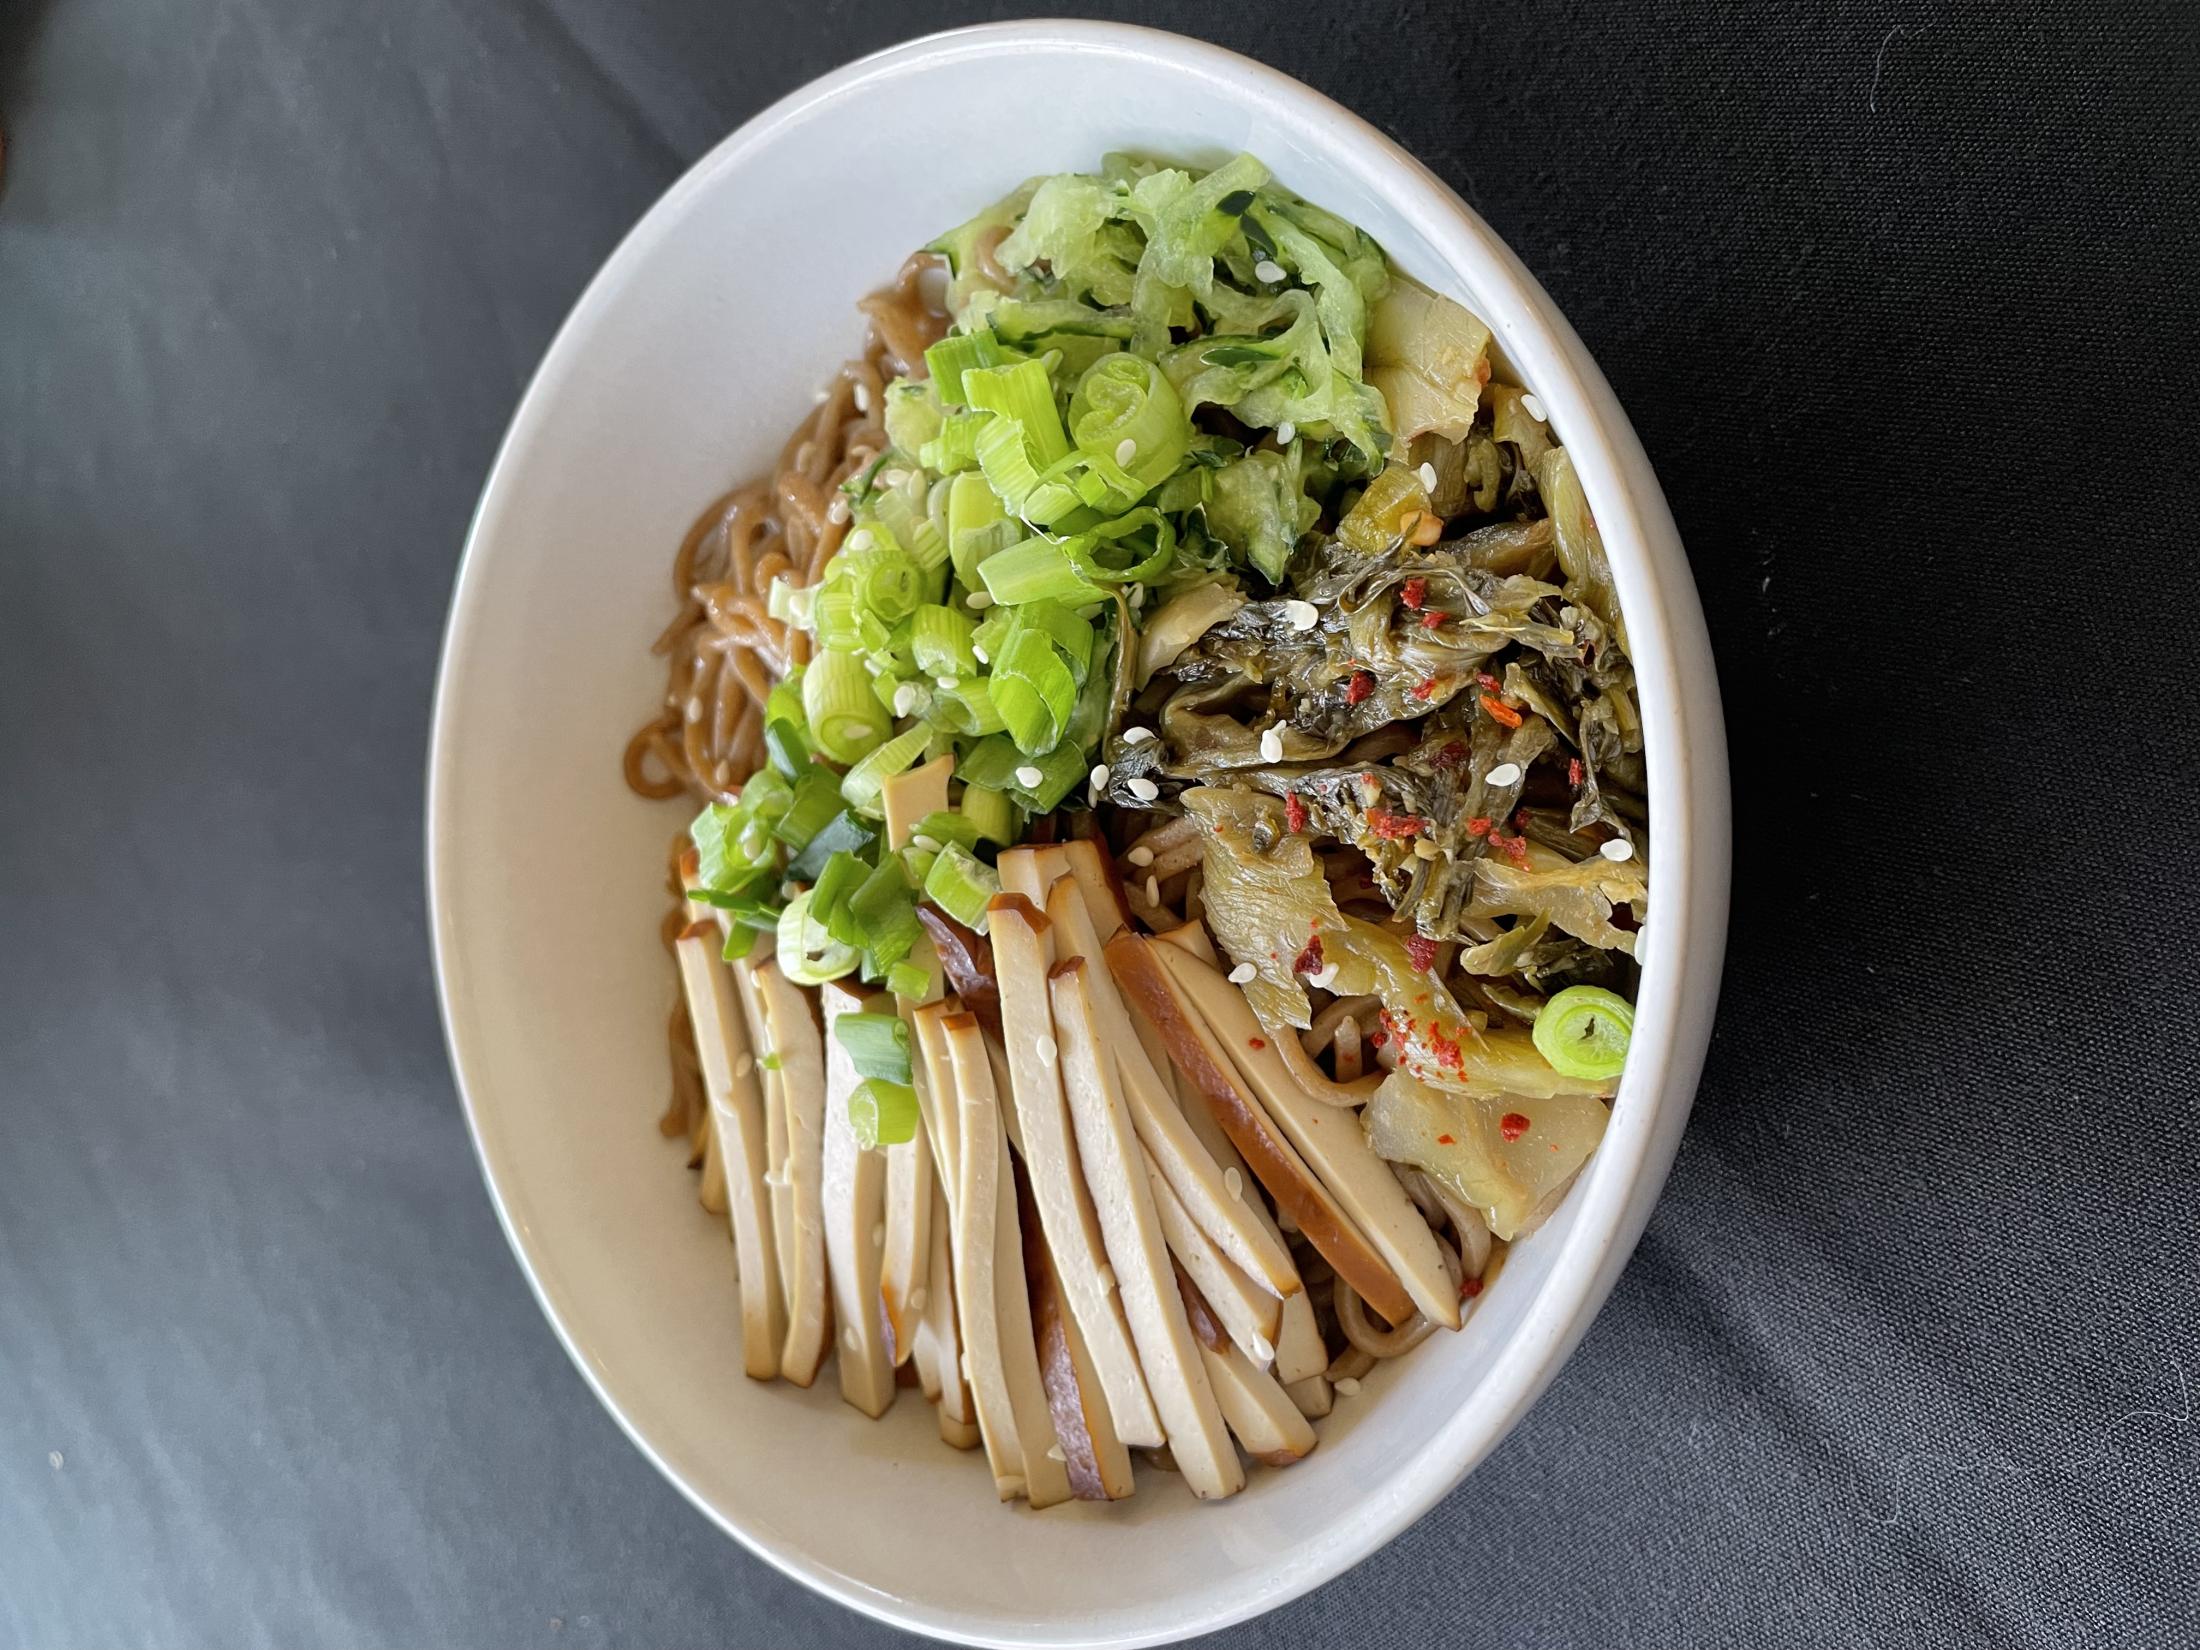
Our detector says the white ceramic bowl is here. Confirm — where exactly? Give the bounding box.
[428,21,1728,1648]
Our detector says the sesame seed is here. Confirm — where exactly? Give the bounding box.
[1127,776,1160,802]
[1123,726,1156,745]
[1309,964,1339,990]
[1414,838,1441,860]
[1036,1034,1057,1068]
[1045,1444,1066,1463]
[971,643,989,663]
[892,682,920,717]
[846,527,873,552]
[1260,727,1285,763]
[1254,258,1286,283]
[1015,765,1044,788]
[1250,1332,1275,1364]
[911,834,942,854]
[908,1286,927,1313]
[1275,420,1296,444]
[842,1325,860,1353]
[965,590,994,609]
[1098,1264,1116,1293]
[1129,583,1148,609]
[1224,1166,1243,1198]
[1283,598,1318,631]
[1600,837,1636,861]
[1417,462,1439,491]
[827,496,851,524]
[1486,762,1523,787]
[936,675,959,691]
[1146,874,1161,905]
[1090,763,1110,788]
[879,468,908,488]
[1125,846,1155,867]
[734,1052,755,1078]
[1521,392,1547,423]
[1115,437,1138,466]
[684,696,704,722]
[1228,962,1257,984]
[853,383,871,412]
[1334,1376,1362,1396]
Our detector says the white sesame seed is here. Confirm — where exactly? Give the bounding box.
[1036,1033,1057,1069]
[1486,762,1523,787]
[1115,437,1138,466]
[1127,776,1160,803]
[1098,1264,1116,1293]
[965,590,994,610]
[1224,1166,1243,1199]
[971,643,989,663]
[871,1221,885,1250]
[684,696,704,722]
[892,682,920,717]
[1090,763,1110,788]
[1521,392,1547,423]
[846,527,873,552]
[879,468,908,488]
[1045,1443,1066,1463]
[853,383,871,412]
[911,833,941,854]
[1015,764,1044,788]
[1125,846,1155,867]
[1146,874,1161,905]
[1600,837,1636,861]
[908,1286,927,1313]
[1227,962,1257,985]
[1259,726,1285,763]
[1129,583,1147,609]
[842,1325,860,1353]
[1123,726,1156,745]
[1334,1376,1362,1397]
[1414,838,1441,861]
[1274,420,1296,444]
[1283,598,1318,631]
[1250,1332,1275,1364]
[1253,259,1286,283]
[734,1052,755,1079]
[1309,964,1340,990]
[1417,462,1439,491]
[827,496,851,524]
[936,675,959,691]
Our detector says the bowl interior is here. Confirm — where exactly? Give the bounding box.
[430,23,1723,1648]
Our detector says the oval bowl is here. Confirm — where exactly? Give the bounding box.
[428,20,1729,1648]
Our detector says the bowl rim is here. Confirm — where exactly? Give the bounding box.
[427,18,1730,1647]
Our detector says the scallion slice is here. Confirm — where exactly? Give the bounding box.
[840,724,932,816]
[833,1011,914,1085]
[802,649,892,764]
[977,537,1108,607]
[909,604,979,678]
[923,842,1000,933]
[775,890,859,986]
[845,1078,921,1150]
[1531,985,1634,1082]
[958,783,1018,846]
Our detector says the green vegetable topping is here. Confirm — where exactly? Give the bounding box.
[1531,986,1635,1082]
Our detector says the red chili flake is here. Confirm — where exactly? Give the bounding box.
[1412,678,1440,701]
[1430,739,1470,770]
[1368,1029,1388,1048]
[1435,1133,1455,1146]
[1399,576,1427,610]
[1293,933,1325,976]
[1460,1274,1484,1301]
[1428,1024,1464,1068]
[1476,671,1503,690]
[1492,830,1531,867]
[1568,757,1585,789]
[1366,807,1425,841]
[1466,816,1493,837]
[1248,1037,1266,1051]
[1284,792,1308,833]
[1513,809,1532,833]
[1474,357,1492,385]
[1404,934,1441,972]
[1499,1112,1530,1141]
[1345,670,1375,705]
[1420,610,1447,630]
[1479,693,1523,728]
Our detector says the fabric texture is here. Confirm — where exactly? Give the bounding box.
[1,1,2193,1645]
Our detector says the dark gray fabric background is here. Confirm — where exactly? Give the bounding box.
[3,1,2194,1645]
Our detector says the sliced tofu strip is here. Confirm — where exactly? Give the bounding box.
[696,1121,729,1215]
[881,753,954,852]
[673,925,785,1381]
[944,1014,1071,1507]
[1022,1180,1135,1501]
[742,958,834,1384]
[1143,1147,1282,1361]
[1176,1267,1318,1466]
[909,1013,980,1441]
[879,1115,933,1366]
[917,1177,978,1431]
[909,1003,962,1201]
[1052,961,1243,1500]
[1150,918,1220,967]
[1109,933,1418,1327]
[726,955,798,1314]
[987,896,1163,1448]
[1058,838,1137,939]
[820,982,897,1418]
[1286,1374,1335,1419]
[1045,881,1299,1298]
[995,842,1072,909]
[1158,944,1460,1332]
[939,1410,983,1451]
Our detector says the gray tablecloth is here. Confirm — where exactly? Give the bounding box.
[4,2,2194,1645]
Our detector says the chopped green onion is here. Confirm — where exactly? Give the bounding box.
[910,810,983,853]
[802,650,892,764]
[845,1078,920,1150]
[990,626,1079,754]
[1010,599,1098,679]
[886,959,938,1003]
[771,766,845,850]
[763,717,811,778]
[909,604,979,678]
[1063,507,1177,585]
[775,890,859,985]
[829,541,927,626]
[1069,351,1191,490]
[841,724,933,816]
[883,377,944,455]
[978,537,1108,607]
[924,842,1001,933]
[920,410,989,476]
[924,329,1008,406]
[972,415,1084,526]
[946,470,1012,585]
[766,671,806,729]
[1531,985,1634,1082]
[721,922,769,963]
[899,844,939,889]
[958,783,1018,846]
[786,809,876,883]
[962,357,1073,467]
[833,1011,914,1085]
[848,858,922,972]
[809,851,869,938]
[935,677,1007,736]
